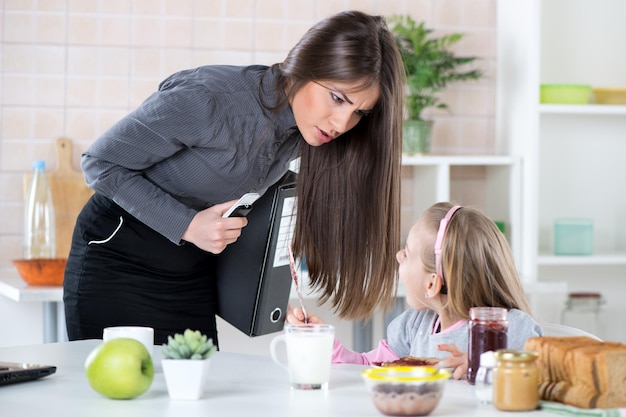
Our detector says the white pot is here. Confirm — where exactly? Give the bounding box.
[161,358,211,400]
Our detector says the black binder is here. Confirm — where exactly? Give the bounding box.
[215,171,297,336]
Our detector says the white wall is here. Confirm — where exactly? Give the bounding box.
[0,297,42,347]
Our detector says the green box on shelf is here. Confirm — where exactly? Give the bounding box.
[540,84,591,104]
[554,218,593,256]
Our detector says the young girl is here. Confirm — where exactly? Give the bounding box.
[288,202,543,379]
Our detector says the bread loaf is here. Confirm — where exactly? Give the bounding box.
[524,336,626,409]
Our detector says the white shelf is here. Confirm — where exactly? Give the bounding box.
[401,155,514,166]
[538,253,626,266]
[540,104,626,115]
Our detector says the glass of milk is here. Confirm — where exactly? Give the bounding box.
[270,323,335,390]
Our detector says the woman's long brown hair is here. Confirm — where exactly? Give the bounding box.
[275,11,405,320]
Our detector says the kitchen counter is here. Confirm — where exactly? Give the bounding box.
[0,274,64,343]
[0,339,560,417]
[0,274,62,302]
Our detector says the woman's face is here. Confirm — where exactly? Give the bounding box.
[396,219,436,310]
[290,80,380,146]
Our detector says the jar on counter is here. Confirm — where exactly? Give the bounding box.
[467,307,508,384]
[560,292,605,339]
[493,349,539,411]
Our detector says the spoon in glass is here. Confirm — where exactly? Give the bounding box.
[287,245,309,324]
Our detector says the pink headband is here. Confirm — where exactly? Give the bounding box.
[434,205,463,285]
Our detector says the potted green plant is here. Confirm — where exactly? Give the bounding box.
[161,329,217,400]
[389,15,483,155]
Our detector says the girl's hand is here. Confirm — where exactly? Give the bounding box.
[286,305,325,325]
[181,200,248,254]
[437,343,468,380]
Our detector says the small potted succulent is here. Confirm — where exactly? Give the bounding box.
[161,329,217,400]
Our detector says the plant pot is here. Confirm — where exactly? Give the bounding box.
[162,358,210,400]
[402,119,433,155]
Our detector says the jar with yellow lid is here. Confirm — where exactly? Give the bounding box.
[492,349,539,411]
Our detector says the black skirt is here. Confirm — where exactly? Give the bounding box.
[63,193,218,346]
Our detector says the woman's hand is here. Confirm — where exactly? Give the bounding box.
[437,343,468,380]
[181,200,248,254]
[286,305,325,325]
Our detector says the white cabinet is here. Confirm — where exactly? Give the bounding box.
[401,156,521,263]
[498,0,626,342]
[537,106,626,264]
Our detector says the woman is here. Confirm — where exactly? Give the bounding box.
[63,10,405,345]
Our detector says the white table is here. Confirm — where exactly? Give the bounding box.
[0,339,556,416]
[0,275,64,343]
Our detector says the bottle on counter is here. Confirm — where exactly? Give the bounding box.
[23,160,56,259]
[492,349,539,411]
[561,292,605,339]
[475,350,496,405]
[467,307,508,384]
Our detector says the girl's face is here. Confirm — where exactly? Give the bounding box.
[396,219,436,310]
[290,80,379,146]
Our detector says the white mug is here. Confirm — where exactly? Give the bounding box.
[103,326,154,357]
[269,323,335,390]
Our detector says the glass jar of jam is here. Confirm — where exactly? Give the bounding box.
[467,307,508,384]
[493,349,539,411]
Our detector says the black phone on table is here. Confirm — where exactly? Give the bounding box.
[0,362,56,385]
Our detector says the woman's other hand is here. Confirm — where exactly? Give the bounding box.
[437,343,468,380]
[181,200,248,254]
[286,305,325,325]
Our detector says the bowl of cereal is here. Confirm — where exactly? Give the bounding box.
[361,366,451,416]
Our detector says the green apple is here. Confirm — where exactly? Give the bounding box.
[85,338,154,399]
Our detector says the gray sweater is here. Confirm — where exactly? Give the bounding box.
[331,308,543,365]
[387,308,543,359]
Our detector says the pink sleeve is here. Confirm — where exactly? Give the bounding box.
[331,338,400,365]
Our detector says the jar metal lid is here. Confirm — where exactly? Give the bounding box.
[565,292,604,309]
[494,349,538,362]
[361,366,451,382]
[568,292,601,299]
[470,306,508,321]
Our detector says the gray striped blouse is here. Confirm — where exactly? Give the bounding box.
[81,65,301,244]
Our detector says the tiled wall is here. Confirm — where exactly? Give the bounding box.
[0,0,496,348]
[0,0,496,267]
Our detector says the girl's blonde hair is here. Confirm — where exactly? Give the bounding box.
[421,202,531,319]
